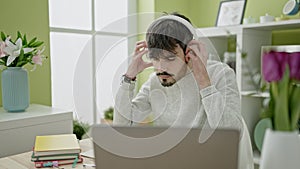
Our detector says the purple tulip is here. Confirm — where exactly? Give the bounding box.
[275,52,289,75]
[262,51,289,82]
[288,52,300,80]
[263,50,300,131]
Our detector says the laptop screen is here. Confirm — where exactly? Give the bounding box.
[92,125,239,169]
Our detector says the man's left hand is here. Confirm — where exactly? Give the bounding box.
[185,40,211,89]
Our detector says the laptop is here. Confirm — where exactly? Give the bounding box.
[91,125,240,169]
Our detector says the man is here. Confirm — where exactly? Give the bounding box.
[113,13,254,169]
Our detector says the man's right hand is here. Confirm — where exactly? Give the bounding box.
[125,41,153,79]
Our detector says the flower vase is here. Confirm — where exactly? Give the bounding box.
[1,67,29,112]
[260,129,300,169]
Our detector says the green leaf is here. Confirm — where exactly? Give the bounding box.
[274,67,290,131]
[1,32,6,41]
[260,107,273,119]
[260,84,268,92]
[73,120,90,140]
[28,37,37,45]
[23,34,27,45]
[0,55,7,64]
[104,107,114,120]
[16,49,25,66]
[241,52,247,59]
[0,59,6,65]
[16,61,27,67]
[263,89,274,120]
[30,41,44,47]
[17,31,22,40]
[289,84,300,130]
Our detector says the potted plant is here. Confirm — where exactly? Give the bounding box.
[0,31,46,112]
[101,106,114,124]
[73,119,90,140]
[259,47,300,169]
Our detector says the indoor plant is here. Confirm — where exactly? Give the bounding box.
[73,119,90,140]
[101,106,114,124]
[262,50,300,131]
[260,49,300,169]
[0,31,46,112]
[0,31,46,68]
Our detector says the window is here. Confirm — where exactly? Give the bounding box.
[49,0,135,124]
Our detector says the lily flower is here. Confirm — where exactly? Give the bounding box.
[0,41,7,58]
[0,31,47,69]
[32,46,45,65]
[3,38,34,66]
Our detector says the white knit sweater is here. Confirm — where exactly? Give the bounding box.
[114,60,254,169]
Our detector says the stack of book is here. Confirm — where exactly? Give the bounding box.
[32,134,83,168]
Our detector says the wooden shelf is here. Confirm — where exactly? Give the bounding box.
[197,26,242,37]
[196,19,300,168]
[197,19,300,38]
[196,19,300,156]
[241,91,270,98]
[243,19,300,31]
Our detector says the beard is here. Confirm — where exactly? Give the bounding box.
[161,78,176,87]
[156,72,176,87]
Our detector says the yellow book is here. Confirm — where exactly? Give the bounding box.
[34,134,81,156]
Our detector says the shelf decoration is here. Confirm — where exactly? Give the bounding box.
[216,0,247,26]
[283,0,300,15]
[259,45,300,169]
[0,31,47,112]
[261,45,300,131]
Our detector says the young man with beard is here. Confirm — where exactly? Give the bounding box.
[113,13,254,169]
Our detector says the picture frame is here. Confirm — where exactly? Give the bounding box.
[216,0,247,26]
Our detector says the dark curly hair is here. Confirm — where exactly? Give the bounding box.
[146,12,193,59]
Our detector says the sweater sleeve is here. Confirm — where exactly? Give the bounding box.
[200,62,242,130]
[113,77,152,125]
[200,62,253,169]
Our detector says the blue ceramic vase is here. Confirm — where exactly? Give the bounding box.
[1,67,29,112]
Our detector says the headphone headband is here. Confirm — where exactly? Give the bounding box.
[149,15,198,40]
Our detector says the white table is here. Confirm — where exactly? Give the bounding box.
[0,104,73,157]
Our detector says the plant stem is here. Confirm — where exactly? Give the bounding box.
[289,84,300,130]
[274,69,290,131]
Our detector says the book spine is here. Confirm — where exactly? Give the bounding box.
[31,153,79,162]
[35,161,58,168]
[34,157,83,168]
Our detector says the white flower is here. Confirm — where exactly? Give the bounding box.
[3,38,34,66]
[0,32,47,68]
